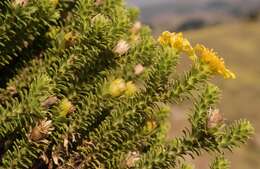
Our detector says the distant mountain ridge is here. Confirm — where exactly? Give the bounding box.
[137,0,260,20]
[127,0,260,34]
[127,0,260,8]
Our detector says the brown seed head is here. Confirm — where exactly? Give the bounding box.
[29,119,54,142]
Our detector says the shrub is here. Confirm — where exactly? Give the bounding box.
[0,0,254,168]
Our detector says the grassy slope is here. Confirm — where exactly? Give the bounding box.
[181,21,260,169]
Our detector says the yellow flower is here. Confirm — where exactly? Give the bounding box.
[158,31,173,45]
[195,44,236,79]
[158,31,196,60]
[125,81,138,96]
[108,79,126,97]
[182,39,195,56]
[171,32,183,49]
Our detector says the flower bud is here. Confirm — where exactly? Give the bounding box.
[146,120,157,131]
[59,98,76,117]
[108,79,126,97]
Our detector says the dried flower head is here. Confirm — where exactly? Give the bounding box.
[41,96,59,109]
[195,44,236,79]
[134,64,145,75]
[207,109,224,128]
[29,119,54,142]
[108,79,126,97]
[124,151,140,168]
[130,21,142,34]
[113,40,130,55]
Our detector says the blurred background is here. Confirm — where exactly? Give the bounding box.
[127,1,260,169]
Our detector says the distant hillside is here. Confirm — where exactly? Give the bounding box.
[127,0,260,34]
